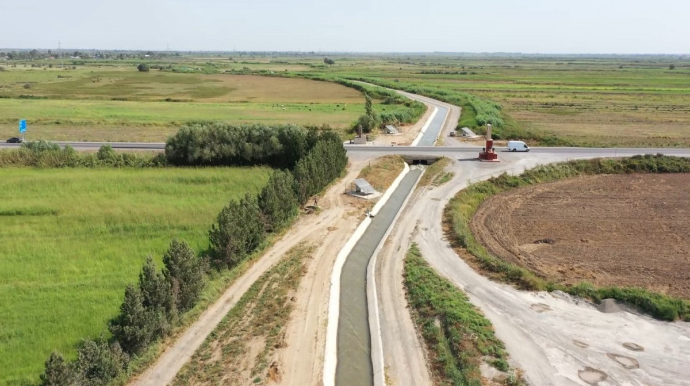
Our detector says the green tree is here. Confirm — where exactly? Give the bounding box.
[40,352,76,386]
[356,93,381,133]
[139,257,175,335]
[209,194,265,268]
[670,64,676,70]
[163,240,205,312]
[109,284,156,354]
[324,58,335,65]
[365,93,374,117]
[137,63,150,72]
[74,336,128,386]
[259,170,299,232]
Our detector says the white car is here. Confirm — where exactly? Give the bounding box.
[507,140,530,152]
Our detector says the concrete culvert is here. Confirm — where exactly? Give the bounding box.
[402,155,440,165]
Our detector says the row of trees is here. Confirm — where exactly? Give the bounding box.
[165,123,322,169]
[209,130,347,268]
[39,124,348,385]
[41,241,205,385]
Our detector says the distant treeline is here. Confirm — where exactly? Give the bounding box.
[416,70,476,75]
[38,123,348,386]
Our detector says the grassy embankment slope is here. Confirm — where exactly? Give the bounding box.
[0,167,270,384]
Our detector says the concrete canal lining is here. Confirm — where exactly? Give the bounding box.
[335,168,423,386]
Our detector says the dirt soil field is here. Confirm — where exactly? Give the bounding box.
[471,174,690,299]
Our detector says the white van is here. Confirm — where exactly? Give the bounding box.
[507,140,530,152]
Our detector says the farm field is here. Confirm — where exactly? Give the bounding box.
[312,55,690,146]
[3,54,688,146]
[0,167,270,384]
[0,68,365,141]
[471,173,690,299]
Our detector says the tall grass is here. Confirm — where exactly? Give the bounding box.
[0,167,270,384]
[341,77,577,146]
[404,244,524,386]
[444,155,690,321]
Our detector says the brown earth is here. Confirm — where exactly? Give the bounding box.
[471,174,690,299]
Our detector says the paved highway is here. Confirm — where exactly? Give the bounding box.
[4,141,690,158]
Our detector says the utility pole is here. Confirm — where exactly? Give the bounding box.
[167,43,170,67]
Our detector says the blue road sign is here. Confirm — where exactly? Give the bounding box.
[19,120,27,133]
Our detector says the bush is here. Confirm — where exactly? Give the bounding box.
[1,143,166,168]
[323,58,335,65]
[22,140,61,152]
[23,83,32,89]
[137,63,150,72]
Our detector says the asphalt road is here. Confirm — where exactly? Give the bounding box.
[5,141,690,159]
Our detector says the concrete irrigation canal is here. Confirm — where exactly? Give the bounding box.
[336,168,423,386]
[417,105,448,146]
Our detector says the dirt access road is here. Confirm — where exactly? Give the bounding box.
[130,162,367,386]
[376,151,690,386]
[472,173,690,299]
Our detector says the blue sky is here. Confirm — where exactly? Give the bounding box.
[1,0,688,53]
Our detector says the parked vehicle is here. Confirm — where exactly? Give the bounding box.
[449,131,457,137]
[507,140,529,152]
[6,137,23,143]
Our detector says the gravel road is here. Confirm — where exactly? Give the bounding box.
[378,151,690,386]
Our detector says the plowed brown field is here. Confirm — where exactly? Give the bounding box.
[471,174,690,299]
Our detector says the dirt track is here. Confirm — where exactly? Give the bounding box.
[381,153,690,386]
[471,174,690,299]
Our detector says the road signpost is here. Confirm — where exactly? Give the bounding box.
[19,119,26,141]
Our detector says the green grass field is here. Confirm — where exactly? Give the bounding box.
[0,167,270,384]
[0,69,366,141]
[2,55,689,146]
[309,56,690,146]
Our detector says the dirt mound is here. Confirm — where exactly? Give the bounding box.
[470,174,690,299]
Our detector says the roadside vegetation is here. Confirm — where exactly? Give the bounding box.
[445,155,690,322]
[418,157,453,187]
[404,244,525,386]
[0,140,165,167]
[173,244,313,385]
[357,155,405,192]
